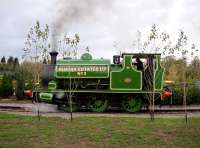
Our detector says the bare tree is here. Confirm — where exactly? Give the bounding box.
[174,30,188,123]
[58,34,80,120]
[58,34,80,59]
[142,24,172,120]
[23,20,51,83]
[143,24,171,54]
[165,30,200,123]
[23,20,51,120]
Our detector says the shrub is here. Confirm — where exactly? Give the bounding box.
[172,88,183,105]
[0,75,13,97]
[161,86,200,105]
[160,87,183,105]
[187,86,200,104]
[25,81,33,90]
[15,79,25,99]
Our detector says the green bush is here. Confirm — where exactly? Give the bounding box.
[0,75,13,97]
[15,79,25,99]
[160,96,172,105]
[160,88,183,105]
[172,88,183,105]
[25,81,33,90]
[161,86,200,105]
[187,86,200,104]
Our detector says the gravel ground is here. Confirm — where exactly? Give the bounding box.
[1,102,200,119]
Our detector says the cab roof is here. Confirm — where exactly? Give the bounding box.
[121,53,161,58]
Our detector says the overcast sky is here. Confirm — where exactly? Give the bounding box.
[0,0,200,60]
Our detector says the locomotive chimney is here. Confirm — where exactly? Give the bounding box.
[49,51,58,64]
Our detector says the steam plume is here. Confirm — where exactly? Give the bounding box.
[51,0,112,51]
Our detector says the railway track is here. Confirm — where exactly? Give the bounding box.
[1,103,200,113]
[1,103,200,118]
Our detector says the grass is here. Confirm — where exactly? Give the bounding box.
[0,113,200,148]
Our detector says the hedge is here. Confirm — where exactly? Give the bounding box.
[161,86,200,105]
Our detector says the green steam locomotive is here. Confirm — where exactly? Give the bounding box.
[36,51,165,112]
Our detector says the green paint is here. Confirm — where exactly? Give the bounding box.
[55,58,110,78]
[56,59,110,65]
[81,53,92,60]
[89,97,109,112]
[56,65,109,78]
[37,53,166,108]
[110,55,142,90]
[39,93,53,103]
[48,81,57,90]
[37,88,163,94]
[154,55,165,90]
[122,96,142,112]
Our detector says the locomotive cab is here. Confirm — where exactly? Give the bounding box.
[110,53,164,91]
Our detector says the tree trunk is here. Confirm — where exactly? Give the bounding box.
[149,93,154,121]
[182,64,187,124]
[69,76,73,121]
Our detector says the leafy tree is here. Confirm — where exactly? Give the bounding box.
[14,63,38,99]
[166,64,178,81]
[187,86,200,104]
[187,56,200,81]
[19,62,36,81]
[15,68,25,99]
[7,56,14,65]
[176,58,187,82]
[0,75,13,97]
[1,56,6,64]
[14,57,19,66]
[162,56,176,77]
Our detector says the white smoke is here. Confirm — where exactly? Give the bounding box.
[51,0,113,50]
[33,103,58,113]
